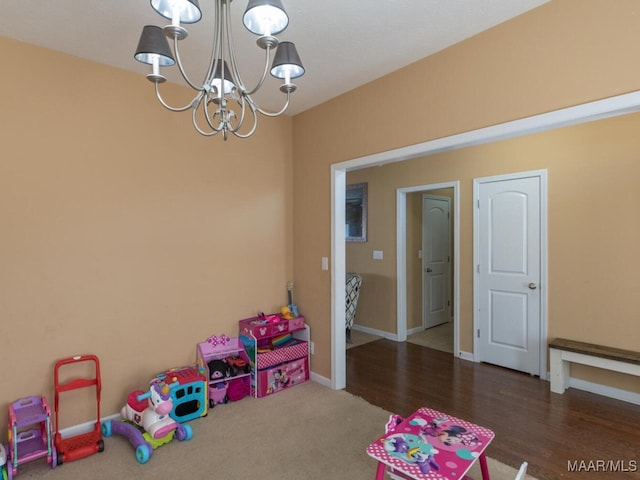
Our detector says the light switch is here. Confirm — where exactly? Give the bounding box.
[373,250,383,260]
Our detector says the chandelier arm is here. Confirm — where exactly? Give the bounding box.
[227,94,250,133]
[154,83,204,112]
[255,91,292,117]
[203,0,224,84]
[172,37,208,92]
[223,0,248,93]
[192,105,221,137]
[240,46,272,97]
[231,106,259,139]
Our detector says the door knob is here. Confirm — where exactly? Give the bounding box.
[426,267,433,273]
[528,282,537,290]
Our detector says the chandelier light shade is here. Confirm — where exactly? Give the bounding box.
[242,0,288,36]
[134,26,176,83]
[134,0,305,140]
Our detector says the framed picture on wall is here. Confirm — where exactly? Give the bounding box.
[346,182,367,242]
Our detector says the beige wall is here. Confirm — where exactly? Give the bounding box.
[292,0,640,393]
[0,37,294,426]
[3,0,640,429]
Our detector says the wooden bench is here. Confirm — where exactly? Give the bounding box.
[549,338,640,394]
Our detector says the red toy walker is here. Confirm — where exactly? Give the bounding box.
[53,355,104,465]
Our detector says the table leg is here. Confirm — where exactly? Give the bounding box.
[375,461,387,480]
[479,453,490,480]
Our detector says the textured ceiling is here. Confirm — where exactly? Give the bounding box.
[1,0,549,114]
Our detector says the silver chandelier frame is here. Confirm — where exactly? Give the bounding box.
[134,0,305,140]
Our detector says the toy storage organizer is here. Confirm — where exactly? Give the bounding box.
[196,337,252,410]
[239,315,310,398]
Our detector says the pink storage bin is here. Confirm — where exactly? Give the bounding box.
[257,358,309,397]
[256,341,308,370]
[288,316,305,331]
[239,315,289,339]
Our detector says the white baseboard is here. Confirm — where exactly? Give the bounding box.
[352,324,399,341]
[310,371,331,388]
[59,413,121,440]
[556,376,640,405]
[457,351,475,362]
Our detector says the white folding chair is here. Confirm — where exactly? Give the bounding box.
[514,461,528,480]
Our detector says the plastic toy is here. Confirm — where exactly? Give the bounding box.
[54,355,104,465]
[0,443,7,480]
[5,396,57,478]
[102,377,192,464]
[208,382,229,407]
[225,356,250,376]
[156,366,207,423]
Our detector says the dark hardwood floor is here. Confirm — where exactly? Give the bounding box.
[346,339,640,480]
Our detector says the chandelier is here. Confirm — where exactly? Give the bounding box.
[134,0,305,140]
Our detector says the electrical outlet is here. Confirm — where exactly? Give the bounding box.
[310,341,315,355]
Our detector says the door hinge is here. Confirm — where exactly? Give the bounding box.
[477,199,480,208]
[477,264,480,273]
[447,300,451,307]
[477,329,480,338]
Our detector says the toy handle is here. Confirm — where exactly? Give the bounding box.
[135,380,179,402]
[136,391,152,402]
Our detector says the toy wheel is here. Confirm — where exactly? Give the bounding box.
[98,439,104,452]
[176,424,193,441]
[135,444,150,464]
[102,421,112,437]
[50,445,57,468]
[57,451,64,466]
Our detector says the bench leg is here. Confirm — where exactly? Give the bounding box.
[549,349,570,393]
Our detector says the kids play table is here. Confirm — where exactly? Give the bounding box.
[366,407,495,480]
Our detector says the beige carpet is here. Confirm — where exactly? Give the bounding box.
[13,381,534,479]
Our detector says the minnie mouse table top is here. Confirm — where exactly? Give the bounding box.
[366,407,494,480]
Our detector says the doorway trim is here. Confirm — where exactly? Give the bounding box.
[396,183,460,359]
[330,90,640,390]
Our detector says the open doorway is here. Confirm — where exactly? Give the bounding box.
[395,182,460,355]
[331,91,640,391]
[405,190,454,354]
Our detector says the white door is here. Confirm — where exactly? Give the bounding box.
[475,172,545,376]
[423,195,450,329]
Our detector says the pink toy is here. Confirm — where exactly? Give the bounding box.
[103,378,192,464]
[121,378,180,440]
[6,396,57,478]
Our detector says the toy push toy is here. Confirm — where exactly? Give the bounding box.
[53,354,104,465]
[5,396,57,478]
[102,377,192,464]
